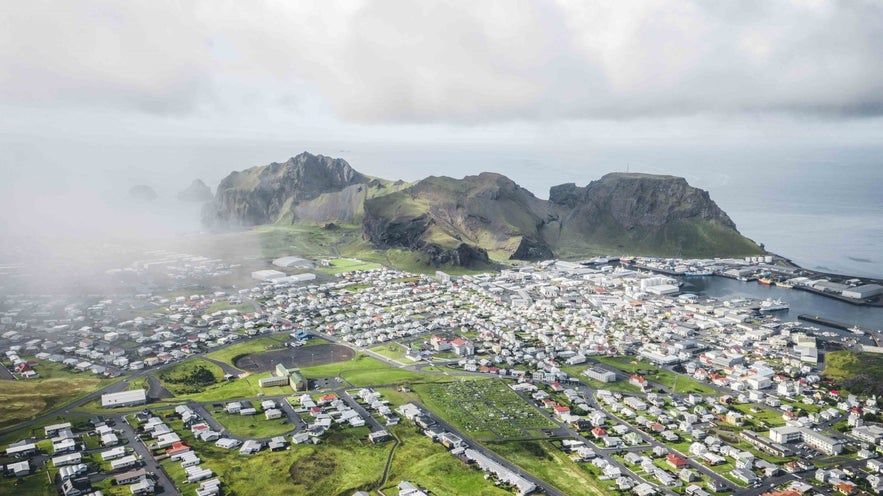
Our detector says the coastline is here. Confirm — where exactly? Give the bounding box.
[621,253,883,308]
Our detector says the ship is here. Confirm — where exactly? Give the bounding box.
[684,270,713,277]
[759,298,789,312]
[758,277,773,285]
[775,281,793,289]
[850,325,865,335]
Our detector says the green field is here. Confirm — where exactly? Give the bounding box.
[414,380,556,440]
[487,440,615,495]
[0,374,113,429]
[560,365,642,393]
[592,356,718,395]
[381,426,511,496]
[317,257,383,275]
[824,351,883,395]
[212,403,297,438]
[368,343,412,361]
[158,358,225,395]
[0,472,54,496]
[206,335,290,366]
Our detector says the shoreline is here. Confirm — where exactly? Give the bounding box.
[621,254,883,308]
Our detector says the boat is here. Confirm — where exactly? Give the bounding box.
[850,325,865,335]
[759,298,789,312]
[758,277,773,286]
[775,281,793,289]
[684,270,713,277]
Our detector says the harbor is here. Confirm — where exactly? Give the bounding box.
[682,275,883,345]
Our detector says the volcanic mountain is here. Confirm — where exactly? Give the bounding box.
[204,152,762,266]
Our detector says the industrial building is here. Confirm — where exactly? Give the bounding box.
[842,284,883,300]
[583,366,616,383]
[258,363,307,391]
[101,389,147,408]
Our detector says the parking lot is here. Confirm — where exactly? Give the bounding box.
[233,344,355,373]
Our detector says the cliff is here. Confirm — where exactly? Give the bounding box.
[204,154,763,265]
[177,179,213,203]
[203,152,369,227]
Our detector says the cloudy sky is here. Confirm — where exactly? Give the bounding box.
[1,0,882,275]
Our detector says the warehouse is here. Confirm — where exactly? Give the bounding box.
[842,284,883,300]
[101,389,147,408]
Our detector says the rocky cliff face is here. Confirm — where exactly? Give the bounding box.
[205,153,762,264]
[550,173,737,229]
[548,173,757,258]
[177,179,213,203]
[362,172,556,264]
[203,152,369,227]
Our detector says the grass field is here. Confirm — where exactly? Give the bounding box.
[593,356,717,395]
[414,380,556,440]
[381,425,511,496]
[368,343,412,361]
[0,376,112,429]
[158,358,225,395]
[206,335,289,366]
[316,258,383,275]
[560,365,642,393]
[212,404,297,438]
[487,440,615,495]
[824,351,883,395]
[0,472,55,496]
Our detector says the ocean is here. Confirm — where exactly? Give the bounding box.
[342,144,883,279]
[3,139,881,279]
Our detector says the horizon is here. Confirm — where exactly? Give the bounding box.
[1,1,881,280]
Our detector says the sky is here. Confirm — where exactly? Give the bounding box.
[1,0,882,276]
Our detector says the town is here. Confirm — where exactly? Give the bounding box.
[1,253,883,496]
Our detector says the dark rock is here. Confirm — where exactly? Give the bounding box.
[129,185,158,201]
[510,237,555,261]
[177,179,213,203]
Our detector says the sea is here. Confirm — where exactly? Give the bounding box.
[340,144,883,280]
[681,276,883,334]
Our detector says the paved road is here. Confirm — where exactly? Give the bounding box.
[118,414,177,494]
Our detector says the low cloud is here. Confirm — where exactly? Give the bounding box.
[2,0,882,122]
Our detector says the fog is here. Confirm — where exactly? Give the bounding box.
[1,0,882,293]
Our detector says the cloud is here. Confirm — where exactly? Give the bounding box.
[2,0,882,122]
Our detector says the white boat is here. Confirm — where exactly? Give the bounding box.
[759,298,789,313]
[849,325,865,335]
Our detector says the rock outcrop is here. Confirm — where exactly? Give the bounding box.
[203,152,369,227]
[205,154,763,265]
[177,179,213,203]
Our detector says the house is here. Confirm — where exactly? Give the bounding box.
[398,480,430,496]
[439,432,464,449]
[292,432,311,444]
[265,408,282,420]
[215,438,241,449]
[630,374,652,392]
[114,468,147,485]
[6,460,29,477]
[100,446,127,461]
[239,440,263,455]
[450,338,475,356]
[666,453,690,468]
[5,441,37,457]
[110,454,139,471]
[52,452,83,467]
[130,477,156,495]
[369,430,391,444]
[269,436,287,451]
